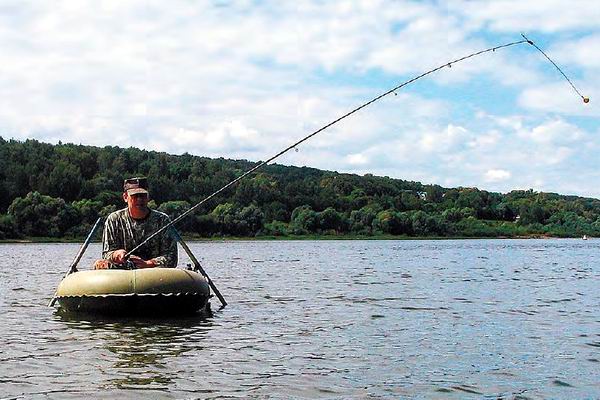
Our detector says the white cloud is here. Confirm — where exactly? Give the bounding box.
[449,0,600,33]
[519,119,584,144]
[485,169,511,182]
[554,33,600,69]
[0,0,598,198]
[467,130,501,149]
[519,82,597,116]
[419,124,469,152]
[167,120,260,152]
[346,153,369,166]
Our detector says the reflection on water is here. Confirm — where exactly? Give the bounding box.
[54,312,214,391]
[1,240,599,399]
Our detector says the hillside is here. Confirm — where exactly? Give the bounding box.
[1,137,599,239]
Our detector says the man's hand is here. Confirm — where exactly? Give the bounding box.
[110,250,156,268]
[94,259,112,270]
[129,255,157,269]
[111,249,127,264]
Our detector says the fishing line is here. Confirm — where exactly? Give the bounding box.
[123,35,588,261]
[521,34,589,103]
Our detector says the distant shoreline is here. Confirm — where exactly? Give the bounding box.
[0,233,587,244]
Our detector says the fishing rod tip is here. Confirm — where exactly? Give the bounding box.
[583,97,590,104]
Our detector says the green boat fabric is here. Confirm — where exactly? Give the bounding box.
[56,268,210,297]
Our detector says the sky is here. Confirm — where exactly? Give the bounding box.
[0,0,599,198]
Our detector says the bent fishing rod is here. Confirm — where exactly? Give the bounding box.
[124,34,588,260]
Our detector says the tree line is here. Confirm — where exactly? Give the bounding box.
[1,137,600,240]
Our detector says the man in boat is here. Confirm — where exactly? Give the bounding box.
[94,177,178,269]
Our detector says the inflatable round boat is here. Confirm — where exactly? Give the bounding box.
[55,268,211,316]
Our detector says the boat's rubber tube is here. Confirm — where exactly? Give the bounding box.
[55,268,211,316]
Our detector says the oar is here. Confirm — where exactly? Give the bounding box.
[172,229,227,307]
[48,217,103,307]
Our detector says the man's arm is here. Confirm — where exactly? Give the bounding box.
[101,216,121,261]
[151,225,178,268]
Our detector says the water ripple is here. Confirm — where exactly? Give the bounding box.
[0,239,599,398]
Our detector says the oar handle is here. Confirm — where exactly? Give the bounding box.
[172,230,227,307]
[69,217,104,274]
[48,217,104,307]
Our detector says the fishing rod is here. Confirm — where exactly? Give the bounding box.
[124,34,588,260]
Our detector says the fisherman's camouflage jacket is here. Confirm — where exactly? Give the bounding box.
[102,208,178,267]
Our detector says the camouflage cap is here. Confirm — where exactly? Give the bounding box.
[123,177,149,195]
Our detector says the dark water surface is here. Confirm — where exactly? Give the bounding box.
[1,239,599,399]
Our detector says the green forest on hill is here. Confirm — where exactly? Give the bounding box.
[1,137,600,240]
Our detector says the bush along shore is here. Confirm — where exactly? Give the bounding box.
[1,137,600,241]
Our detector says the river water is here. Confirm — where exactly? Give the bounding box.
[0,239,599,399]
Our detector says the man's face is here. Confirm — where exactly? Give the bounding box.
[123,192,149,212]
